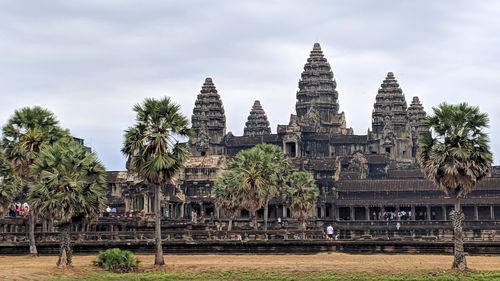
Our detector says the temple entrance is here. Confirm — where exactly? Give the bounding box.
[339,207,351,220]
[354,207,367,220]
[430,206,444,220]
[285,142,297,158]
[369,207,381,220]
[415,206,427,220]
[478,206,491,220]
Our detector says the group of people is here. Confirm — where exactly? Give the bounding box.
[373,210,412,221]
[7,202,30,217]
[104,206,117,216]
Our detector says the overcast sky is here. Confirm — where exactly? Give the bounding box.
[1,1,499,170]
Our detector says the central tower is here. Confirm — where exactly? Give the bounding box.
[295,43,352,135]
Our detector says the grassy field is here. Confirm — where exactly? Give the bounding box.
[2,253,500,281]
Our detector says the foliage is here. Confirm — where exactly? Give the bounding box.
[121,97,192,186]
[28,139,107,223]
[213,170,244,220]
[283,171,319,236]
[94,248,140,273]
[417,102,492,197]
[0,151,22,210]
[227,144,292,229]
[1,106,69,181]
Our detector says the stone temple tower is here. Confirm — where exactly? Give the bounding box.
[243,100,271,137]
[369,72,413,163]
[295,43,352,135]
[190,77,226,156]
[407,96,427,157]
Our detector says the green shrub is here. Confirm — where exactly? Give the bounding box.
[94,248,140,273]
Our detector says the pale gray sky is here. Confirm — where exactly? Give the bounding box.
[1,1,499,170]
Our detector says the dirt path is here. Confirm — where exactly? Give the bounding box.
[2,253,500,280]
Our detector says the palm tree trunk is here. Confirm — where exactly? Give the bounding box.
[57,223,72,267]
[264,203,269,232]
[28,214,38,256]
[154,184,165,266]
[451,197,467,270]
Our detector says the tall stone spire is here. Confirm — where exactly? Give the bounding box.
[243,100,271,137]
[369,72,412,162]
[371,72,409,134]
[408,96,426,134]
[408,96,427,157]
[295,43,351,135]
[190,77,226,156]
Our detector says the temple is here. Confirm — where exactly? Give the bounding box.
[107,43,500,227]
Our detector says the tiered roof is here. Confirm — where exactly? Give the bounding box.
[243,100,271,137]
[191,77,226,145]
[295,43,350,134]
[371,72,409,134]
[408,96,427,137]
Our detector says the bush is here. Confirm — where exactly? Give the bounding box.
[94,248,140,273]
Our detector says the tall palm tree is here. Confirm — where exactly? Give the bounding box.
[122,97,191,266]
[1,106,69,256]
[254,144,291,232]
[417,102,492,271]
[213,170,243,231]
[29,139,107,267]
[283,171,319,239]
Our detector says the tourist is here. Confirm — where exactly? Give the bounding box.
[8,203,16,217]
[326,224,334,240]
[277,216,282,227]
[396,222,401,232]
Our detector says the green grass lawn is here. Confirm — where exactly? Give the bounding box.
[52,271,500,281]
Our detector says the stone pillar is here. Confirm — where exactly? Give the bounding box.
[350,207,355,221]
[334,206,339,221]
[215,206,220,219]
[143,193,149,213]
[426,205,431,221]
[491,206,495,221]
[180,202,185,218]
[283,205,287,218]
[365,207,370,221]
[320,205,325,219]
[474,206,479,221]
[411,205,416,220]
[442,206,447,221]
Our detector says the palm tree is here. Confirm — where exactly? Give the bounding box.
[417,102,492,271]
[1,106,69,256]
[283,171,319,239]
[122,97,191,266]
[229,147,268,230]
[254,144,291,232]
[229,144,291,231]
[0,151,21,214]
[213,170,243,231]
[29,139,107,267]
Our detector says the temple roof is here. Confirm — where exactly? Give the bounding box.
[371,72,409,134]
[295,43,349,134]
[408,96,427,136]
[190,77,226,147]
[243,100,271,137]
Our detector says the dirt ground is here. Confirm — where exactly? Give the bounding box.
[1,253,500,281]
